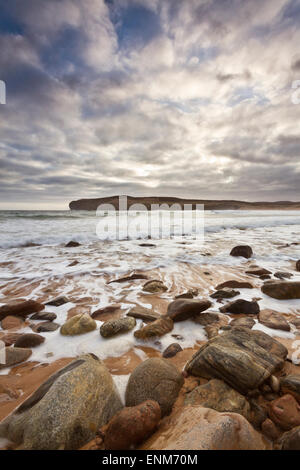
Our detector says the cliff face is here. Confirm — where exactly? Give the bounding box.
[69,196,300,211]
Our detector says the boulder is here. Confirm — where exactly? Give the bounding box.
[230,245,253,259]
[230,317,255,329]
[32,321,60,333]
[108,273,148,284]
[274,272,293,279]
[220,299,260,315]
[280,375,300,403]
[0,300,44,321]
[46,296,69,307]
[262,281,300,300]
[167,299,211,322]
[216,280,253,290]
[125,358,183,416]
[140,406,267,450]
[0,347,32,370]
[0,355,123,449]
[14,334,45,348]
[205,324,220,339]
[126,305,160,322]
[60,314,96,336]
[296,261,300,272]
[142,280,168,293]
[100,317,136,338]
[258,309,290,331]
[185,327,287,394]
[91,304,121,319]
[103,400,161,450]
[175,289,198,299]
[184,379,251,421]
[65,241,81,247]
[30,312,57,321]
[1,316,25,330]
[134,316,173,339]
[192,311,222,326]
[261,418,281,441]
[268,394,300,430]
[246,268,272,277]
[162,343,183,358]
[278,426,300,450]
[210,288,239,299]
[0,333,23,346]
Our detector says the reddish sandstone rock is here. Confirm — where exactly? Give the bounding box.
[246,268,272,277]
[258,309,290,331]
[167,299,211,322]
[0,333,23,346]
[134,316,173,339]
[216,280,253,290]
[261,418,281,441]
[91,304,121,319]
[268,394,300,430]
[230,317,255,329]
[14,334,45,348]
[127,305,160,322]
[140,406,267,450]
[230,245,253,259]
[262,281,300,300]
[0,300,44,321]
[103,400,161,450]
[1,315,25,330]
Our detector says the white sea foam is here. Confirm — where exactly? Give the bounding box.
[0,209,299,372]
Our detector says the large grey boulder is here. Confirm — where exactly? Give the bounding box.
[125,358,183,416]
[0,354,123,449]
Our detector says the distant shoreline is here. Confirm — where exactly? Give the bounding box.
[69,195,300,211]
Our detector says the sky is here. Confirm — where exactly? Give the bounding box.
[0,0,300,209]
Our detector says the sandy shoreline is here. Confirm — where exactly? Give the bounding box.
[0,227,300,449]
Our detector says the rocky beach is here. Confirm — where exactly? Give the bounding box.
[0,209,299,450]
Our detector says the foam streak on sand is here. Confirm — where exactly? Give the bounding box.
[0,208,300,448]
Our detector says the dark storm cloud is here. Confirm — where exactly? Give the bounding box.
[0,0,299,208]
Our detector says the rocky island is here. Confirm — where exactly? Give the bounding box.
[69,196,300,211]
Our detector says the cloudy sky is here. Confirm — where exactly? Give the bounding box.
[0,0,300,209]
